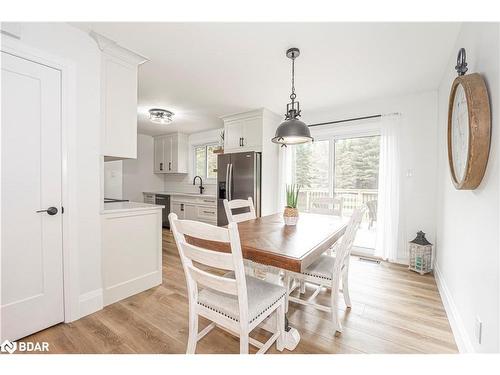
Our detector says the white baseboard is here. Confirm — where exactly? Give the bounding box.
[103,271,162,307]
[434,261,474,353]
[78,288,103,319]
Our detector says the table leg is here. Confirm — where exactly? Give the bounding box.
[283,316,300,350]
[257,268,301,351]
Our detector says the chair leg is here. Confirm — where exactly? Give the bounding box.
[342,268,352,308]
[276,299,286,352]
[187,310,198,354]
[240,332,249,354]
[331,282,342,333]
[284,273,291,313]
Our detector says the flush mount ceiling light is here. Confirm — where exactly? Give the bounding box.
[149,108,174,124]
[272,47,313,146]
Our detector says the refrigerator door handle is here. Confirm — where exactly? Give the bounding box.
[225,163,230,200]
[228,163,233,201]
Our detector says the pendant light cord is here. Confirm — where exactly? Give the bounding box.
[290,56,296,102]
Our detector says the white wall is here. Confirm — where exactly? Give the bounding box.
[6,23,103,317]
[104,161,123,199]
[304,91,439,263]
[435,23,499,353]
[122,134,164,202]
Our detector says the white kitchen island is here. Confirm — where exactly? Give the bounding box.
[101,202,163,306]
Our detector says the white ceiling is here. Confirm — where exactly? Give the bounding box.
[78,22,461,136]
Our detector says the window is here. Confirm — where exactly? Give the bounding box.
[194,143,218,180]
[290,134,380,253]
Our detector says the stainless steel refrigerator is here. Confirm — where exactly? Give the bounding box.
[217,151,261,226]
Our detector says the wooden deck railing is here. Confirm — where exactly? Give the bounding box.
[297,188,378,220]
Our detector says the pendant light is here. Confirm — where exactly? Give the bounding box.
[272,47,313,146]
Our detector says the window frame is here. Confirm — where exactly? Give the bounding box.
[192,142,219,183]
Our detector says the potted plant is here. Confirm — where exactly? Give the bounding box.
[284,184,300,225]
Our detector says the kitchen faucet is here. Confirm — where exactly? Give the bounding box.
[193,175,205,194]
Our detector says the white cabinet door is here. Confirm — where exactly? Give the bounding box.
[163,135,173,172]
[171,202,185,219]
[242,117,262,149]
[154,136,165,173]
[224,121,244,151]
[102,55,138,159]
[170,133,188,173]
[1,52,64,341]
[154,134,188,174]
[224,116,263,153]
[184,204,197,221]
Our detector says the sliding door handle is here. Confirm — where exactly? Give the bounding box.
[36,207,58,215]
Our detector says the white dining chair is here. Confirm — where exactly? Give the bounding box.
[169,213,286,354]
[223,197,268,278]
[309,197,344,217]
[285,206,366,333]
[223,197,256,223]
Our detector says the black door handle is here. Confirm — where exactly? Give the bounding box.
[36,206,58,215]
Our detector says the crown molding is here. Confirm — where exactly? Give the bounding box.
[89,30,148,66]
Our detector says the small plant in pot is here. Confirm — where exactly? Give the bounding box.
[284,184,300,226]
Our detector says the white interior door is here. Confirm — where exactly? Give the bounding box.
[1,51,64,341]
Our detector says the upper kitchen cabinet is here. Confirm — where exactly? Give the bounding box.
[221,109,279,153]
[153,133,188,174]
[90,31,148,160]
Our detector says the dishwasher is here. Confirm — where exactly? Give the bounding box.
[155,194,171,228]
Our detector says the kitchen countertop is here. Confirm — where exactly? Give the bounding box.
[143,191,217,199]
[101,201,164,214]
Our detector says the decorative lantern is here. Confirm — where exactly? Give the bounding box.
[408,231,433,275]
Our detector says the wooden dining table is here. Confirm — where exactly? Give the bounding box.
[187,212,348,350]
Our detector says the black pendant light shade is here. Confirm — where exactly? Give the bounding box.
[272,47,313,146]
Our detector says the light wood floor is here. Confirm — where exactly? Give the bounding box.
[21,230,458,354]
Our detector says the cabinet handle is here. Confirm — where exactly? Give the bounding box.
[242,137,245,146]
[169,162,172,171]
[203,210,214,214]
[160,162,163,171]
[203,199,213,203]
[180,203,184,211]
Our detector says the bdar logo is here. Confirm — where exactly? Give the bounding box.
[0,340,17,354]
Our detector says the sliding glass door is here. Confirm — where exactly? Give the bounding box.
[290,134,380,254]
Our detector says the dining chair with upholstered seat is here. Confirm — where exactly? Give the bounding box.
[169,212,286,354]
[285,206,366,333]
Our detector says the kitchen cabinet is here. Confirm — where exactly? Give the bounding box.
[184,204,197,221]
[101,204,162,306]
[171,202,185,219]
[222,109,280,153]
[170,195,217,225]
[91,31,148,160]
[221,108,282,216]
[153,133,188,174]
